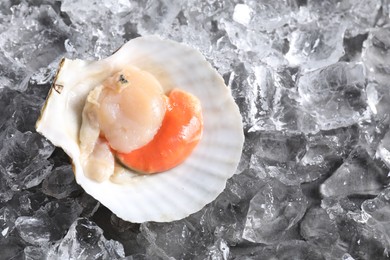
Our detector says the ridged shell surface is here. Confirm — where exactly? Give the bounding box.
[36,36,244,222]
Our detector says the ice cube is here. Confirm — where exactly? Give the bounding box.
[322,197,390,259]
[0,4,67,91]
[362,28,390,84]
[286,22,345,70]
[48,218,125,259]
[42,165,81,199]
[242,178,308,244]
[342,0,382,37]
[139,218,214,259]
[24,246,49,260]
[61,0,130,59]
[233,4,252,26]
[376,130,390,168]
[15,213,61,245]
[245,0,299,31]
[298,62,368,131]
[0,207,17,239]
[0,237,24,260]
[0,131,54,191]
[300,207,339,248]
[361,188,390,249]
[321,148,387,197]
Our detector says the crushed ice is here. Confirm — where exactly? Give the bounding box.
[1,0,390,259]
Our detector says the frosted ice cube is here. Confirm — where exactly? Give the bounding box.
[233,4,252,26]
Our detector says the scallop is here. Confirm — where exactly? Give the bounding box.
[36,36,244,223]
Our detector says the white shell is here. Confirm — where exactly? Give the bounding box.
[36,36,244,223]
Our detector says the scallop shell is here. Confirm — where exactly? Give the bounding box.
[36,36,244,223]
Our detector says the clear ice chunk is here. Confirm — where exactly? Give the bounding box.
[61,0,130,59]
[6,93,46,133]
[43,198,84,234]
[0,237,24,260]
[24,246,49,260]
[0,131,54,191]
[361,188,390,245]
[201,170,268,245]
[222,20,265,53]
[47,218,125,259]
[15,213,60,245]
[296,127,357,182]
[242,65,303,133]
[205,239,229,260]
[136,0,182,36]
[230,240,324,259]
[341,0,382,37]
[297,62,368,132]
[61,0,132,20]
[376,130,390,168]
[42,165,81,199]
[77,193,100,218]
[361,188,390,249]
[321,148,387,197]
[243,0,298,32]
[242,178,308,244]
[139,217,214,259]
[105,213,143,255]
[342,253,356,260]
[9,190,50,217]
[322,197,390,259]
[0,207,17,239]
[362,28,390,84]
[0,88,18,131]
[300,207,339,249]
[275,240,325,260]
[0,4,67,91]
[250,131,305,165]
[0,174,13,203]
[366,82,390,120]
[247,129,349,185]
[286,22,345,70]
[304,0,382,38]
